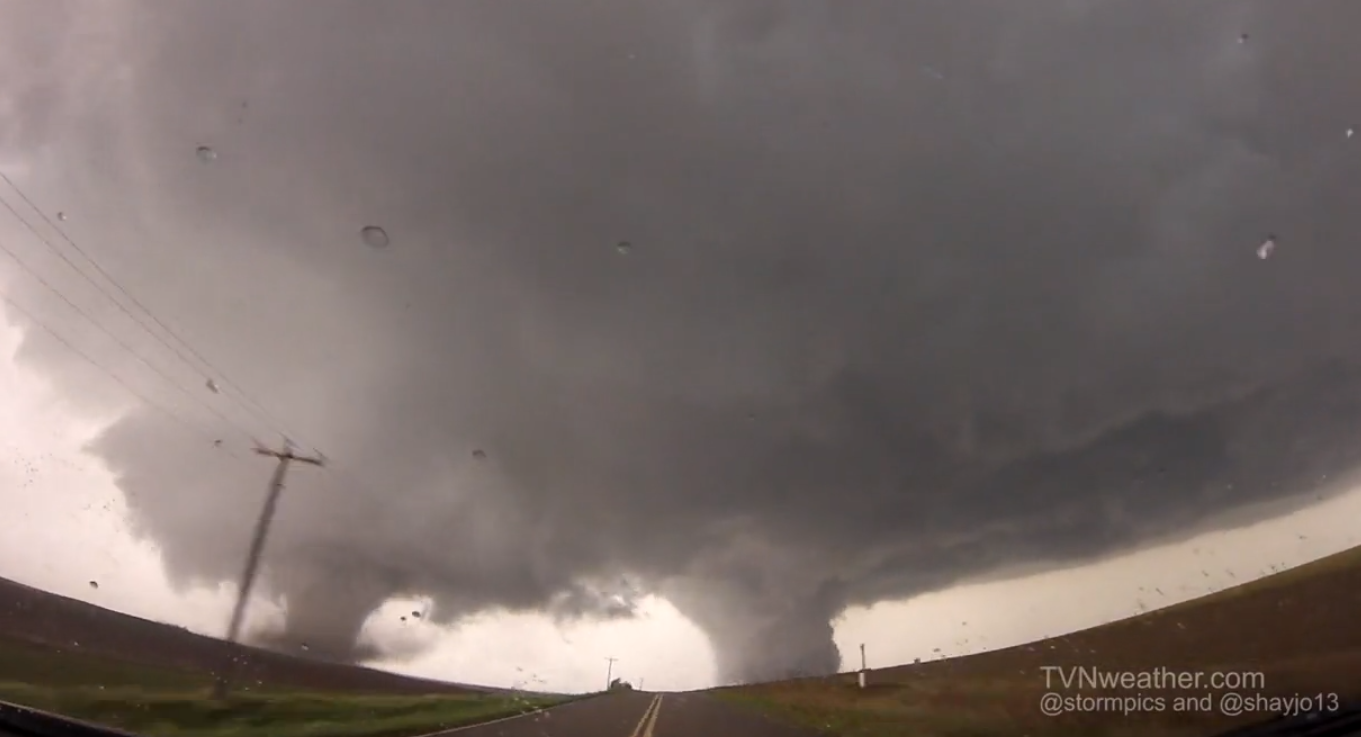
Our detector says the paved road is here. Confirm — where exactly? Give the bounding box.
[425,690,828,737]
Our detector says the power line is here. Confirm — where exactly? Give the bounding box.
[0,181,271,440]
[0,173,308,447]
[0,232,258,444]
[0,289,242,459]
[0,181,356,495]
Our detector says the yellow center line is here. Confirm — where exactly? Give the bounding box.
[628,694,664,737]
[641,694,664,737]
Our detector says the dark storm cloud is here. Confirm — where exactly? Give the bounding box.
[4,0,1361,683]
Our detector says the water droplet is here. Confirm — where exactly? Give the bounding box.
[1347,126,1355,139]
[195,146,218,163]
[88,580,99,589]
[615,241,632,255]
[1257,234,1277,259]
[401,616,407,622]
[472,449,487,460]
[300,643,310,651]
[56,212,68,222]
[1238,33,1249,44]
[412,610,422,619]
[205,378,220,393]
[361,225,390,249]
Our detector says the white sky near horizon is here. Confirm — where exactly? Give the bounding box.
[4,299,1361,694]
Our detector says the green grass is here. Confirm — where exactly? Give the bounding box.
[0,682,572,737]
[0,637,208,692]
[0,634,580,736]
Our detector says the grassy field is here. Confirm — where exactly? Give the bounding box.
[0,576,490,697]
[0,581,578,736]
[0,682,571,737]
[11,543,1361,736]
[0,633,576,737]
[715,543,1361,736]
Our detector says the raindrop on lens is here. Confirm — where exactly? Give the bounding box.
[195,146,218,163]
[1257,234,1277,260]
[361,225,390,249]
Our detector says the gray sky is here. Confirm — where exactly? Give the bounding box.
[4,349,1359,692]
[3,0,1361,687]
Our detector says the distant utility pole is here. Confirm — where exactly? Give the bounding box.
[858,643,868,689]
[212,441,325,700]
[605,657,619,691]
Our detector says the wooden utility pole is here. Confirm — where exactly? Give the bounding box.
[212,441,325,700]
[604,657,619,691]
[858,643,868,689]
